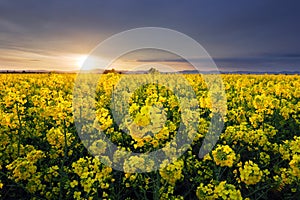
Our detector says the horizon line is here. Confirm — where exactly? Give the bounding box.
[0,69,299,75]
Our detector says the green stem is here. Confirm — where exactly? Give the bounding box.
[245,184,271,198]
[16,103,22,157]
[59,119,68,200]
[154,172,162,200]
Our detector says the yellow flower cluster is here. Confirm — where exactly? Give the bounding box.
[196,181,244,200]
[289,154,300,178]
[222,123,276,149]
[212,145,237,167]
[159,159,184,185]
[238,161,263,185]
[123,156,154,173]
[259,152,270,166]
[89,139,107,155]
[6,149,45,182]
[46,127,74,159]
[71,156,113,197]
[279,136,300,160]
[95,107,113,130]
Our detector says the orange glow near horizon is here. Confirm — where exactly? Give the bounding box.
[0,50,196,72]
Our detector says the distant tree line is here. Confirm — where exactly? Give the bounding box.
[103,68,121,74]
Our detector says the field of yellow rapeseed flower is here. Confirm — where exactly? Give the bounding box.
[0,73,299,199]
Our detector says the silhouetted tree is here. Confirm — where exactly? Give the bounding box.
[148,67,160,74]
[103,68,119,74]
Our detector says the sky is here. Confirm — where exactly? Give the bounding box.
[0,0,299,72]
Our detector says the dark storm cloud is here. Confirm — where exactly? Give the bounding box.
[0,0,299,71]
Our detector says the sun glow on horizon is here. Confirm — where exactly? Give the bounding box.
[76,54,89,68]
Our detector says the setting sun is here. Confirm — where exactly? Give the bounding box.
[76,54,89,68]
